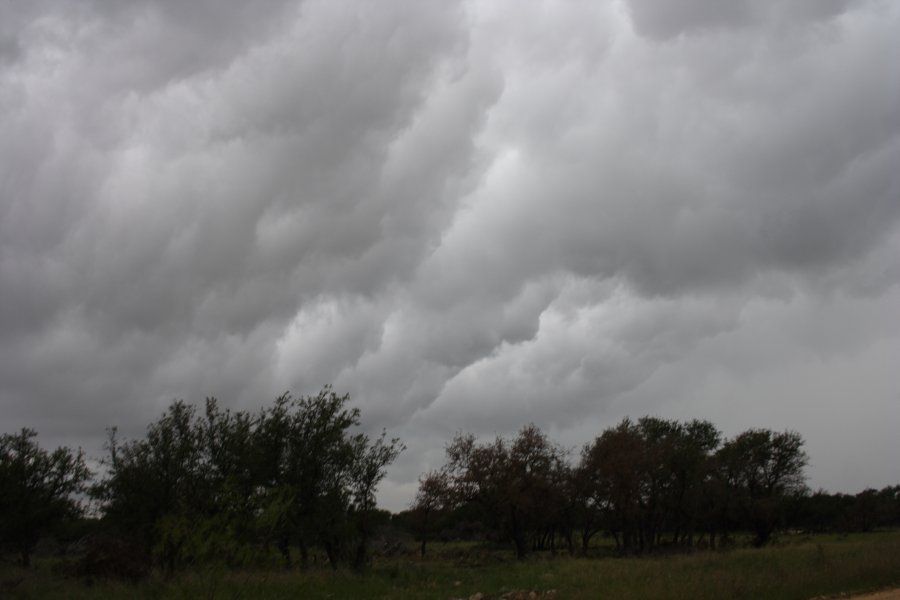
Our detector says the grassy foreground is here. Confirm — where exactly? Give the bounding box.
[3,532,900,599]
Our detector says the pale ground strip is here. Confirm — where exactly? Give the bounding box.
[817,589,900,600]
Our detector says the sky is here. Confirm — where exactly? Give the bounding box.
[1,0,898,511]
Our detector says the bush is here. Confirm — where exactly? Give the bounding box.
[73,536,150,582]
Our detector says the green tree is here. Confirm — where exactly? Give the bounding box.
[255,387,363,568]
[249,387,404,570]
[98,401,210,572]
[199,398,265,565]
[0,429,91,567]
[349,430,404,569]
[97,388,405,572]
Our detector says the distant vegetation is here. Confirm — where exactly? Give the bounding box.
[2,387,402,574]
[406,418,812,558]
[1,386,899,593]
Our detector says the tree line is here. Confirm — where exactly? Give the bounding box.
[2,389,899,573]
[405,418,900,559]
[1,387,402,571]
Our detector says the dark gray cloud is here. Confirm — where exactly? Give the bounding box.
[1,0,898,510]
[624,0,856,40]
[1,0,479,428]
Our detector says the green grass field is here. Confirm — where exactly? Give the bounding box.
[3,532,900,599]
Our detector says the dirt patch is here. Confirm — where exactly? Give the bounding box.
[850,591,900,600]
[813,589,900,600]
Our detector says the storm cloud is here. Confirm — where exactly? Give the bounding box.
[1,0,898,509]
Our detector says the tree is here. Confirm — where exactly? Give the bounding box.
[648,418,721,548]
[0,429,91,567]
[200,398,264,564]
[97,388,405,572]
[716,429,808,546]
[576,419,645,553]
[349,430,404,569]
[255,387,366,569]
[409,470,450,557]
[574,417,723,554]
[98,401,209,572]
[434,425,570,559]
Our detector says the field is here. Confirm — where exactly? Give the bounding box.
[3,531,900,599]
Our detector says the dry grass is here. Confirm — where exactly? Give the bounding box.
[3,531,900,599]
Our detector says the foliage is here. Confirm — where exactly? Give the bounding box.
[793,485,900,534]
[572,417,722,554]
[716,429,809,546]
[419,418,812,559]
[72,535,150,582]
[93,387,403,572]
[0,428,91,567]
[5,396,899,581]
[430,425,570,558]
[408,469,451,557]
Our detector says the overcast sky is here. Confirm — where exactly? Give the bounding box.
[1,0,898,511]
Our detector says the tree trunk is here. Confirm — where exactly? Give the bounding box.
[509,508,528,560]
[325,541,338,570]
[581,530,592,554]
[419,508,431,558]
[513,534,528,560]
[353,542,367,571]
[299,539,309,569]
[354,516,370,571]
[278,535,292,569]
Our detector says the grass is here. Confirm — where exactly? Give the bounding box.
[3,531,900,599]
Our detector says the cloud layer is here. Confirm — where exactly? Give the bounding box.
[2,0,898,509]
